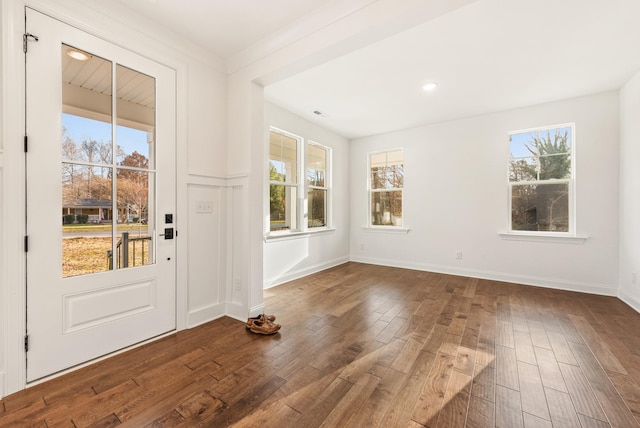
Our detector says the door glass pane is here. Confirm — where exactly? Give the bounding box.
[115,64,155,164]
[116,169,154,268]
[115,64,156,268]
[61,44,113,278]
[62,164,113,277]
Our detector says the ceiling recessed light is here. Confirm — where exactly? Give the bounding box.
[66,49,90,61]
[422,82,438,91]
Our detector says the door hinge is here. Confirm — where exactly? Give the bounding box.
[23,33,39,54]
[24,335,29,352]
[24,235,29,252]
[24,135,28,153]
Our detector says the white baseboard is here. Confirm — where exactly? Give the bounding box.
[187,302,226,328]
[349,255,617,297]
[0,371,5,400]
[225,301,250,322]
[249,304,265,318]
[264,256,350,289]
[618,289,640,314]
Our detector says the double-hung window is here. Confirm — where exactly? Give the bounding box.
[508,124,574,233]
[369,149,403,227]
[269,128,331,233]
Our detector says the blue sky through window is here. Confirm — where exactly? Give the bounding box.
[509,126,572,159]
[62,113,150,161]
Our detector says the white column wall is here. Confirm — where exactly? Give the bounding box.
[619,71,640,311]
[350,92,620,295]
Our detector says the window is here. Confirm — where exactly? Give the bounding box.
[268,128,331,233]
[306,142,329,229]
[369,149,403,226]
[269,130,299,232]
[508,124,574,233]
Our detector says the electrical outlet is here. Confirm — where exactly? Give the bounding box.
[456,251,463,260]
[195,200,213,214]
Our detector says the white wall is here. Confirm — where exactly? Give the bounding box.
[350,92,620,295]
[263,103,350,288]
[0,0,228,397]
[619,71,640,311]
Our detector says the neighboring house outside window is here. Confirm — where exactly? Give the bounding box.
[369,149,403,227]
[508,124,574,233]
[268,128,331,234]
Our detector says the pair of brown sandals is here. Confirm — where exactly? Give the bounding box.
[246,313,281,335]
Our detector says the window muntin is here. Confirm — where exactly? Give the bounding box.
[369,149,403,227]
[508,124,574,233]
[268,129,331,234]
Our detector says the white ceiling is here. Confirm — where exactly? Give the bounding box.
[113,0,334,60]
[113,0,640,140]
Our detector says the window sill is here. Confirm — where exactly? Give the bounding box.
[264,227,336,242]
[499,232,588,244]
[362,226,410,235]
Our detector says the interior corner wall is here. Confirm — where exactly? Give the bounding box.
[263,102,350,289]
[350,91,620,295]
[619,71,640,312]
[184,61,230,327]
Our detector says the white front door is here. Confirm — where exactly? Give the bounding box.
[25,8,177,382]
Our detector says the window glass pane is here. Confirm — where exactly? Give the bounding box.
[371,190,403,226]
[270,184,297,231]
[62,164,113,278]
[509,126,571,182]
[269,131,298,183]
[307,144,326,187]
[511,183,569,232]
[116,64,155,165]
[371,150,403,190]
[308,188,326,228]
[509,156,537,182]
[116,169,154,268]
[62,114,113,164]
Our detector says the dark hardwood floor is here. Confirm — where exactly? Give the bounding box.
[2,262,640,427]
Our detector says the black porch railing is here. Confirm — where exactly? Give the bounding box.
[107,232,152,269]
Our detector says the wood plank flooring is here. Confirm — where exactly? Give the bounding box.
[2,262,640,427]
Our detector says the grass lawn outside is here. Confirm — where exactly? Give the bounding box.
[62,234,151,277]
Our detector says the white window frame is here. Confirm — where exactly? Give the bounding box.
[368,148,404,228]
[507,123,576,236]
[267,127,332,237]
